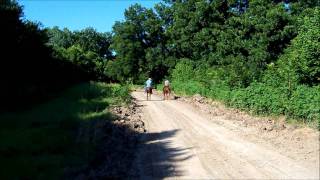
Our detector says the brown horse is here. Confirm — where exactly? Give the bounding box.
[163,86,171,100]
[146,87,152,100]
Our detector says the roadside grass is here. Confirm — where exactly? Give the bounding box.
[0,82,130,179]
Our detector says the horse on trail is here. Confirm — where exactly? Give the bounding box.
[163,86,171,100]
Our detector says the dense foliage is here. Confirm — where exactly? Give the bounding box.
[47,27,114,81]
[108,0,319,85]
[0,1,115,111]
[167,2,319,126]
[0,0,88,111]
[108,4,171,83]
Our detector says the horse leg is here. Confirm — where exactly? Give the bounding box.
[164,90,167,100]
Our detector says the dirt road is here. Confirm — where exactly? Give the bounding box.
[130,91,319,179]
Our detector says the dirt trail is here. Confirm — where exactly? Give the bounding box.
[130,91,319,179]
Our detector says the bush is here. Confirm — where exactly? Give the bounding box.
[171,61,319,129]
[288,85,320,122]
[229,83,288,115]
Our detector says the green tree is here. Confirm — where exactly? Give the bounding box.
[47,26,74,48]
[111,4,167,83]
[0,0,86,111]
[275,8,320,88]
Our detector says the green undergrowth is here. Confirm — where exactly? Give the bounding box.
[172,80,320,130]
[0,82,131,179]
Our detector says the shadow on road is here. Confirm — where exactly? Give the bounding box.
[66,118,190,179]
[129,129,193,179]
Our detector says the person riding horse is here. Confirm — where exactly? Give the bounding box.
[163,79,171,100]
[145,77,153,100]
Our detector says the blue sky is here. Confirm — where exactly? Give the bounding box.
[19,0,161,32]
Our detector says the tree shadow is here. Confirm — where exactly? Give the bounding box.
[129,129,193,179]
[66,117,192,179]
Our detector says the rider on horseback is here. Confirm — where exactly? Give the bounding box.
[145,77,153,100]
[144,77,153,93]
[163,79,171,100]
[164,79,170,90]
